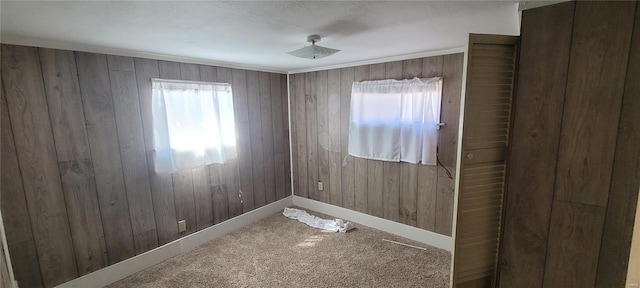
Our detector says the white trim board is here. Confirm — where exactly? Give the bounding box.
[56,196,294,288]
[292,196,452,251]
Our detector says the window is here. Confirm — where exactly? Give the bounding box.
[348,77,442,165]
[152,79,236,173]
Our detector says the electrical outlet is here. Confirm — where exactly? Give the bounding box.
[178,220,187,232]
[318,182,324,191]
[628,284,639,288]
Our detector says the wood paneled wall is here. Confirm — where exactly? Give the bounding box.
[0,44,290,287]
[289,54,463,235]
[499,2,640,287]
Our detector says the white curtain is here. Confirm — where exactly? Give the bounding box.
[152,79,237,173]
[348,77,442,165]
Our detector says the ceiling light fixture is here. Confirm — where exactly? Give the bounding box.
[287,35,340,60]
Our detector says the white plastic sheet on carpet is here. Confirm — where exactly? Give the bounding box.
[283,208,355,233]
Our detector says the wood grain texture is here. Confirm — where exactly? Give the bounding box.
[294,74,308,198]
[38,48,108,274]
[232,69,255,212]
[158,61,196,235]
[382,61,402,222]
[191,65,216,229]
[2,45,79,286]
[315,70,331,204]
[6,241,43,288]
[183,63,218,229]
[76,51,136,264]
[108,56,158,253]
[217,67,240,218]
[291,55,462,235]
[417,56,443,231]
[543,201,606,287]
[306,73,319,201]
[247,71,266,207]
[58,159,108,273]
[435,54,462,236]
[367,64,387,218]
[353,66,370,214]
[38,48,91,162]
[339,67,355,210]
[133,57,179,245]
[271,73,286,200]
[596,3,640,286]
[1,87,44,288]
[399,59,422,227]
[498,2,574,287]
[554,1,636,207]
[282,74,292,198]
[327,69,342,206]
[259,72,276,204]
[1,43,290,286]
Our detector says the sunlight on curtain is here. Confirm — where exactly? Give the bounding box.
[348,77,442,165]
[152,79,236,173]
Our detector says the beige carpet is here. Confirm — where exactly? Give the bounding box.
[108,208,450,288]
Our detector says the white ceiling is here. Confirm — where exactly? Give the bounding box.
[0,1,521,73]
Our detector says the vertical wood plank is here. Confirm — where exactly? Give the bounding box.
[39,48,92,162]
[294,74,308,198]
[182,63,210,228]
[352,66,370,214]
[499,2,575,286]
[259,72,276,204]
[195,65,218,227]
[399,163,418,226]
[327,69,342,206]
[158,61,196,235]
[361,65,387,217]
[270,73,286,200]
[282,74,293,198]
[108,56,158,254]
[306,72,319,201]
[416,56,443,231]
[232,69,255,212]
[596,4,640,286]
[398,59,423,227]
[315,70,330,204]
[554,1,636,207]
[543,201,606,287]
[134,58,179,245]
[76,51,136,264]
[39,48,108,273]
[1,86,44,288]
[247,71,266,207]
[436,54,462,235]
[383,61,402,222]
[2,45,79,286]
[106,55,134,72]
[217,67,238,219]
[340,67,355,210]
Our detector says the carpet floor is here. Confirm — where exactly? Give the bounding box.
[108,208,450,288]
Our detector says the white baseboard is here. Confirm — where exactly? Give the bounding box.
[292,196,452,251]
[56,196,294,288]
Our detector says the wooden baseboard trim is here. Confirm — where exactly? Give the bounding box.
[56,196,294,288]
[292,196,452,251]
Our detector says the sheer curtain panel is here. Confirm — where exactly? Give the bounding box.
[348,77,442,165]
[152,79,237,173]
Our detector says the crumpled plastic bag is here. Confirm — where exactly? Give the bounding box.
[283,208,355,233]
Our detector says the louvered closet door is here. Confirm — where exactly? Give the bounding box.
[450,34,519,288]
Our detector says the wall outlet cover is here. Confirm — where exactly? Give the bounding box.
[318,182,324,191]
[178,220,187,232]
